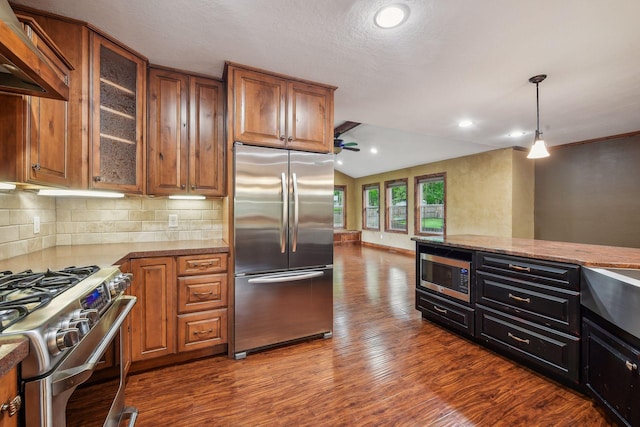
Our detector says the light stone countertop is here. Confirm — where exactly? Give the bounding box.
[0,240,229,273]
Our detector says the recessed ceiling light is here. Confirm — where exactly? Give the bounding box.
[508,131,527,138]
[337,160,343,165]
[458,120,473,128]
[374,4,410,29]
[370,147,378,154]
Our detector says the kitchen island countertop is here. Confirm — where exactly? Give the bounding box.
[0,240,229,272]
[412,234,640,268]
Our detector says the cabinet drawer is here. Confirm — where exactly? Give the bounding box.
[477,252,579,290]
[178,274,227,314]
[178,309,228,352]
[476,305,580,383]
[177,253,228,275]
[477,271,580,335]
[416,289,474,337]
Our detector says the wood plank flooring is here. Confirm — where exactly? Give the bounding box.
[124,245,612,426]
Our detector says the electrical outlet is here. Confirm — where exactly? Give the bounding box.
[380,234,384,240]
[168,214,178,228]
[34,216,40,234]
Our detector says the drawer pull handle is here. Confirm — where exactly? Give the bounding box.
[433,305,448,314]
[509,264,531,272]
[625,360,638,372]
[192,291,214,298]
[508,293,531,303]
[508,332,530,345]
[191,262,214,269]
[1,395,21,417]
[193,329,213,335]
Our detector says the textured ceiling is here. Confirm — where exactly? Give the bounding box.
[13,0,640,178]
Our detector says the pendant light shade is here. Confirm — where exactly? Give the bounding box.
[527,74,550,159]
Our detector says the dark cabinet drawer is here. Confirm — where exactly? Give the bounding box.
[477,305,580,383]
[477,252,579,290]
[416,289,474,337]
[583,317,640,427]
[477,271,580,335]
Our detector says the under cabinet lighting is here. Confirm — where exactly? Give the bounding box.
[0,183,16,190]
[37,189,125,198]
[458,120,473,128]
[168,195,206,200]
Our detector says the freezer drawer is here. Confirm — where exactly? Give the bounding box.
[234,268,333,357]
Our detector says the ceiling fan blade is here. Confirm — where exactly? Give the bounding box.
[342,142,358,147]
[343,147,360,152]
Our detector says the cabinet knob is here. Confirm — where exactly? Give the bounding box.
[159,152,164,160]
[31,163,41,171]
[625,360,638,372]
[280,135,285,141]
[288,136,293,142]
[181,184,186,190]
[191,185,196,190]
[93,176,102,182]
[0,395,21,417]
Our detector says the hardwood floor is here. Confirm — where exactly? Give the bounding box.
[124,245,612,426]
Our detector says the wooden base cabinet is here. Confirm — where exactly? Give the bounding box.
[583,317,640,427]
[130,253,228,370]
[130,257,176,362]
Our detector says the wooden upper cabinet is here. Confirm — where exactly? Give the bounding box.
[90,33,146,193]
[147,67,225,196]
[0,14,73,187]
[228,63,335,153]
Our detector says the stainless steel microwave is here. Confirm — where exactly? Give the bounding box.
[419,253,471,303]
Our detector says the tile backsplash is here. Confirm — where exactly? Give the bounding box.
[0,191,223,261]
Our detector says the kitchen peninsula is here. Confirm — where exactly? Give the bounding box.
[413,234,640,427]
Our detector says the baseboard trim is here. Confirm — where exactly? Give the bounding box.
[361,242,415,257]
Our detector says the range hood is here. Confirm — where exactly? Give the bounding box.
[0,0,69,100]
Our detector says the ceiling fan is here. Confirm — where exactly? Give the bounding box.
[334,121,361,154]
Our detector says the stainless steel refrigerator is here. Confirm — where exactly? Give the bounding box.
[233,143,334,359]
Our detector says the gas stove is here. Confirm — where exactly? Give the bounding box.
[0,265,132,379]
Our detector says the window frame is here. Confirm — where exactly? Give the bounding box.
[362,183,380,231]
[333,185,347,229]
[384,178,408,234]
[414,172,446,236]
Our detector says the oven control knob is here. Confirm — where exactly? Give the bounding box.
[60,318,91,337]
[109,273,133,296]
[72,309,99,327]
[47,328,80,355]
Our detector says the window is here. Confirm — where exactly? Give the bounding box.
[362,183,380,230]
[414,173,446,235]
[334,186,346,229]
[385,179,408,233]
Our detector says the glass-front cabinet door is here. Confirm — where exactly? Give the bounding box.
[90,33,146,193]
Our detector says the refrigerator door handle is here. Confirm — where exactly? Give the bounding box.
[292,172,299,252]
[280,172,288,253]
[247,271,324,284]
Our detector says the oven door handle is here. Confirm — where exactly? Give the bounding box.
[52,296,137,396]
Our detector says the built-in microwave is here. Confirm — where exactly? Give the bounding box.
[419,253,471,303]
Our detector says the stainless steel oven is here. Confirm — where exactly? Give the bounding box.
[419,253,472,303]
[0,265,137,427]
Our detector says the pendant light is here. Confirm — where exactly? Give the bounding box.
[527,74,550,159]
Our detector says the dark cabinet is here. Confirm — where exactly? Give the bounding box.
[583,317,640,427]
[416,289,474,336]
[475,252,581,384]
